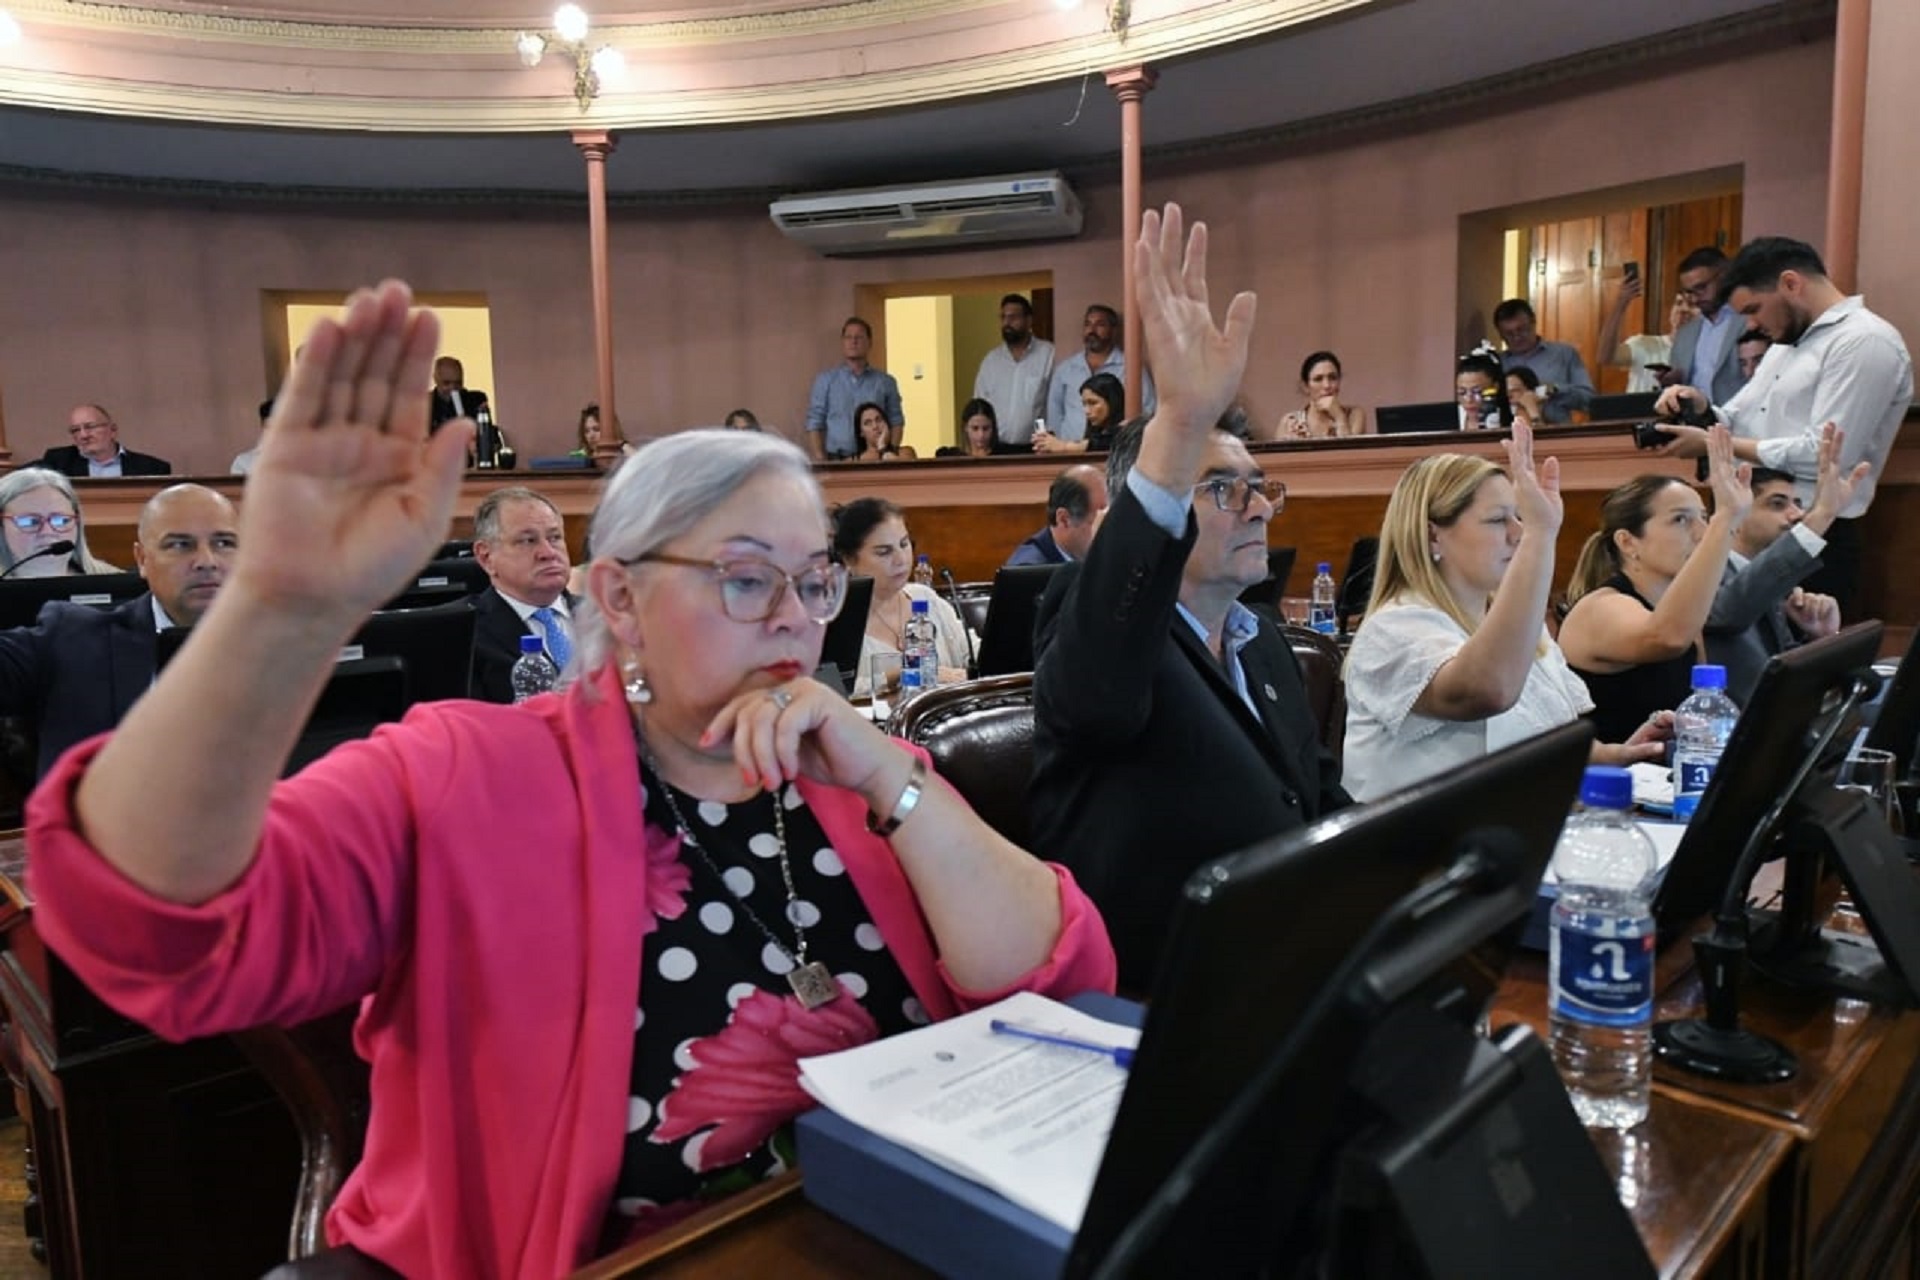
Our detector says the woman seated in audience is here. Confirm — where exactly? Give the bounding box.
[1342,422,1669,802]
[853,401,917,462]
[831,496,974,695]
[1269,350,1370,439]
[0,468,115,578]
[1557,426,1751,743]
[572,403,628,459]
[1454,350,1506,430]
[1033,372,1124,454]
[723,408,762,432]
[1505,367,1546,425]
[24,284,1113,1277]
[934,398,1005,458]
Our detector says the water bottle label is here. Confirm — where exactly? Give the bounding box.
[1673,757,1715,820]
[1550,925,1653,1026]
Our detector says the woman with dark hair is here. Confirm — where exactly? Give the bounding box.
[1272,351,1369,439]
[936,399,1004,458]
[1033,373,1124,454]
[1454,349,1508,431]
[831,497,972,695]
[1504,367,1546,426]
[853,401,916,462]
[723,408,761,432]
[25,284,1112,1275]
[1557,426,1751,742]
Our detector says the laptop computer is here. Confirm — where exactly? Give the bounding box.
[977,564,1065,677]
[1373,401,1462,435]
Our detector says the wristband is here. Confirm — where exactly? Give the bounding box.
[868,757,927,837]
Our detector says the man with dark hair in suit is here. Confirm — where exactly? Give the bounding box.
[1006,464,1108,567]
[39,404,172,478]
[1705,426,1863,702]
[469,485,576,703]
[430,357,490,433]
[0,483,235,777]
[1032,205,1349,990]
[1665,246,1745,404]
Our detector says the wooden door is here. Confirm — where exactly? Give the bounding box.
[1528,210,1651,397]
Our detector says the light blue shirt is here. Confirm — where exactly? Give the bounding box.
[1500,340,1594,423]
[1689,306,1741,391]
[806,364,903,457]
[1125,468,1263,718]
[1046,349,1156,441]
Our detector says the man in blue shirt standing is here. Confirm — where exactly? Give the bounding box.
[1493,298,1594,423]
[805,317,903,460]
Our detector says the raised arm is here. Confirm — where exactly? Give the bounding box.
[1595,275,1643,369]
[73,282,472,904]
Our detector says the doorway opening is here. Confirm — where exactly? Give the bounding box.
[263,289,496,413]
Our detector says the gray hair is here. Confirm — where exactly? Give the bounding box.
[473,485,560,545]
[571,429,821,678]
[0,467,110,574]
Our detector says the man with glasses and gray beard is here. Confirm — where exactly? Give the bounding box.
[1030,206,1350,991]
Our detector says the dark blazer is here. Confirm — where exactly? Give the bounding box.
[470,586,576,704]
[1670,312,1746,406]
[0,593,157,777]
[1031,486,1350,990]
[431,389,490,432]
[1706,533,1820,704]
[36,446,172,478]
[1005,526,1066,568]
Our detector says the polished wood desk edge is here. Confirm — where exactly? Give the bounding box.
[569,1171,807,1279]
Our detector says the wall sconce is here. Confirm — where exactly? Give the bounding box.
[515,4,626,111]
[1051,0,1130,38]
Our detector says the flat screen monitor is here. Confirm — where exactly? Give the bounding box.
[1587,392,1661,422]
[285,656,410,774]
[1065,721,1639,1278]
[818,575,875,687]
[165,600,482,707]
[390,556,490,601]
[976,564,1064,677]
[1864,624,1920,776]
[0,572,147,633]
[1373,401,1462,435]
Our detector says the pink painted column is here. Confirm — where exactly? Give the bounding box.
[1104,65,1158,418]
[1824,0,1870,291]
[573,130,620,449]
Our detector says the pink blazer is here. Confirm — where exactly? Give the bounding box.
[26,665,1115,1278]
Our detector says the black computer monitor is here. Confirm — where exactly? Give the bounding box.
[384,556,491,608]
[976,564,1064,677]
[284,656,411,774]
[346,600,479,706]
[1864,624,1920,776]
[1373,401,1462,435]
[0,572,147,632]
[1067,721,1650,1279]
[817,575,875,688]
[1587,392,1661,422]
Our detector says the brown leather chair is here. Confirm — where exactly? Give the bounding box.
[886,674,1034,848]
[1279,623,1346,763]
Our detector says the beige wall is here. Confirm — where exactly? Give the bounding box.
[0,37,1836,474]
[1860,0,1920,347]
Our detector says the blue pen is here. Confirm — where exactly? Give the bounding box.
[989,1019,1135,1068]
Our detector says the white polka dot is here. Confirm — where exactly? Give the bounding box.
[747,833,781,860]
[782,784,804,810]
[726,982,758,1008]
[633,1007,645,1030]
[836,971,869,999]
[673,1038,699,1069]
[696,800,728,826]
[699,901,734,934]
[854,923,884,952]
[786,899,822,928]
[813,847,845,876]
[762,942,797,975]
[903,997,930,1025]
[657,947,697,981]
[627,1096,653,1132]
[681,1131,713,1172]
[614,1196,655,1218]
[723,866,755,897]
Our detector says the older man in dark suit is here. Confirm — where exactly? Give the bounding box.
[1031,207,1349,991]
[1005,465,1108,568]
[0,483,235,776]
[38,404,172,478]
[468,485,577,703]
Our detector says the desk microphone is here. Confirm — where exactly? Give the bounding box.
[939,567,979,679]
[1,539,75,579]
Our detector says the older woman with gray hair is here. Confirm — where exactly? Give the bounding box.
[0,467,114,577]
[25,280,1114,1277]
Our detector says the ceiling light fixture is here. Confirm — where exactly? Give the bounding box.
[513,5,624,111]
[1050,0,1129,38]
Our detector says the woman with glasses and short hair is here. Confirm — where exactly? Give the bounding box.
[830,496,974,695]
[24,283,1113,1276]
[0,467,114,577]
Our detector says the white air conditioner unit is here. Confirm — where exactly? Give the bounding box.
[769,172,1083,256]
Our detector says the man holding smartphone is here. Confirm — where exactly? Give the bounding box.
[1666,247,1746,403]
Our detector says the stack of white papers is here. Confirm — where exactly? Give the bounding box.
[798,990,1138,1232]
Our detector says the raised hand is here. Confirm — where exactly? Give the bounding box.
[234,281,473,626]
[1134,204,1256,435]
[1704,423,1753,523]
[1807,422,1870,526]
[1502,415,1563,537]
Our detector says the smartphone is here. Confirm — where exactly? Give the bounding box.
[1623,261,1641,283]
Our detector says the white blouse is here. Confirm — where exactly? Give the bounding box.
[1342,600,1593,803]
[853,583,976,696]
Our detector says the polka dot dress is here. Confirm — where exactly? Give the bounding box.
[608,772,921,1230]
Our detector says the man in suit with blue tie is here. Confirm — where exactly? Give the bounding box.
[468,486,576,703]
[1705,425,1863,702]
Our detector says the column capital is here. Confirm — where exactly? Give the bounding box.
[1102,64,1158,102]
[571,129,618,160]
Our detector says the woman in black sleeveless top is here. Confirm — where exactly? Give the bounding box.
[1559,426,1753,742]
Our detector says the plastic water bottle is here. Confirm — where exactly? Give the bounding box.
[1309,562,1337,635]
[895,665,923,708]
[1672,664,1738,821]
[903,598,940,690]
[1549,766,1658,1130]
[911,554,936,589]
[510,633,558,703]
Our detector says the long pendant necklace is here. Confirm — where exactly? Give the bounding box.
[637,734,841,1010]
